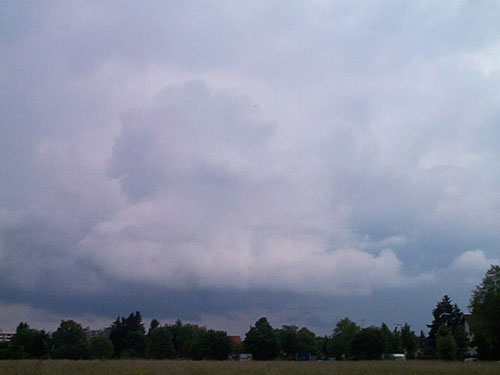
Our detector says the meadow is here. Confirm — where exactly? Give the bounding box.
[0,360,499,375]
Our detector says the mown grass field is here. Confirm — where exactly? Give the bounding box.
[1,360,499,375]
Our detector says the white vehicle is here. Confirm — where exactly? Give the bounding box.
[239,353,253,361]
[391,353,406,360]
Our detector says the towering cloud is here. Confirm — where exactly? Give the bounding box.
[77,81,409,295]
[1,1,500,333]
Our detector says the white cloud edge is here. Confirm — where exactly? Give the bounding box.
[451,249,499,272]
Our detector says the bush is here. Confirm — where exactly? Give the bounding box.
[437,326,457,361]
[89,336,114,359]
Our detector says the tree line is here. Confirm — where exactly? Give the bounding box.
[0,265,499,361]
[0,313,233,361]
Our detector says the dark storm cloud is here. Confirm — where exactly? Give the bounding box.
[1,1,500,333]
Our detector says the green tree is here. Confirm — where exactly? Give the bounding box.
[296,327,317,356]
[244,317,280,360]
[125,311,145,334]
[329,317,360,360]
[427,295,465,358]
[109,317,127,357]
[401,323,417,359]
[469,264,500,360]
[109,311,146,358]
[277,325,298,359]
[417,330,429,358]
[50,320,88,359]
[351,326,384,360]
[167,320,207,359]
[199,329,231,360]
[436,325,457,360]
[123,331,147,358]
[9,322,50,359]
[0,341,24,360]
[277,325,317,359]
[0,342,12,359]
[88,336,114,359]
[148,319,160,334]
[390,328,403,354]
[147,327,175,359]
[379,323,393,357]
[316,335,329,360]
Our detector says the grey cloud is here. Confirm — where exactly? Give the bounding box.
[75,80,424,296]
[108,81,273,201]
[1,0,500,334]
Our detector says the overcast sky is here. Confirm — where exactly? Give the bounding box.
[1,0,500,336]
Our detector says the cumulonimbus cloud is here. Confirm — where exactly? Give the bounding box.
[77,81,416,295]
[3,1,500,333]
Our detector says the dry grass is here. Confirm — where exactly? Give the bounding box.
[0,360,499,375]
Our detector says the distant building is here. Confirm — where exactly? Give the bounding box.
[463,314,477,356]
[229,335,242,347]
[229,335,243,360]
[464,314,473,339]
[83,327,111,341]
[0,332,15,343]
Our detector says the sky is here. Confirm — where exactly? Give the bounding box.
[1,0,500,336]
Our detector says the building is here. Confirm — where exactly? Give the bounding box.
[228,335,243,360]
[464,314,473,339]
[463,314,477,356]
[0,332,15,343]
[83,327,111,341]
[229,335,242,347]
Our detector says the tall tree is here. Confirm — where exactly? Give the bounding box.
[390,327,403,354]
[8,322,50,359]
[125,311,145,334]
[400,323,417,359]
[469,264,500,360]
[147,326,175,359]
[167,320,207,359]
[109,311,146,358]
[316,336,329,360]
[244,317,280,360]
[50,320,88,359]
[417,330,428,358]
[427,295,465,358]
[329,317,360,360]
[350,326,384,360]
[199,329,231,360]
[379,323,393,357]
[88,336,114,359]
[123,331,147,357]
[277,325,298,359]
[296,327,317,356]
[109,317,127,357]
[148,319,160,334]
[436,325,457,360]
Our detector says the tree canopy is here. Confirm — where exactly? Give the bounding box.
[50,320,88,359]
[329,317,360,360]
[427,295,465,359]
[350,326,385,360]
[469,264,500,360]
[244,317,280,360]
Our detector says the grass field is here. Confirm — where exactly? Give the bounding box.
[1,360,499,375]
